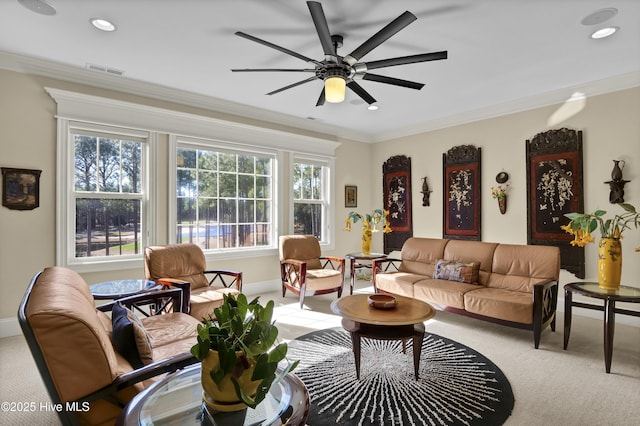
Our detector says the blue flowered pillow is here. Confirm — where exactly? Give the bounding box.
[433,259,481,284]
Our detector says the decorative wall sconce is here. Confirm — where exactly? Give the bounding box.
[420,177,432,206]
[491,172,509,214]
[605,160,629,203]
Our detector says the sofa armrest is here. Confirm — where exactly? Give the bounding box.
[204,269,243,292]
[532,279,559,349]
[371,258,402,291]
[97,287,186,315]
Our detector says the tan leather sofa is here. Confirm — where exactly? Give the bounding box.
[18,267,201,425]
[373,238,560,348]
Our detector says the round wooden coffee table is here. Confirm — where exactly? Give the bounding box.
[330,294,435,380]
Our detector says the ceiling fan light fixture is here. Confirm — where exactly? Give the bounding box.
[325,75,346,103]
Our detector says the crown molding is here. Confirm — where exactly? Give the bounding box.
[2,51,638,144]
[374,71,640,142]
[0,50,368,142]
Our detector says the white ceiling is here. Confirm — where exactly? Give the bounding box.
[1,0,639,142]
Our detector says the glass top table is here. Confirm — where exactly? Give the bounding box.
[89,279,160,300]
[563,282,640,373]
[345,252,387,294]
[117,364,309,426]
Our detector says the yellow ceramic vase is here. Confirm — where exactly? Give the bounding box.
[361,227,372,255]
[201,350,259,411]
[598,238,622,290]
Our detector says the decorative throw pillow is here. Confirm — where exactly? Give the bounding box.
[111,303,153,368]
[433,259,481,284]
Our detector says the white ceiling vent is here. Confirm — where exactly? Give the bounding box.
[86,63,124,76]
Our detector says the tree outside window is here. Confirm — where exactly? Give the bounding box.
[176,146,274,251]
[293,161,326,240]
[73,133,143,258]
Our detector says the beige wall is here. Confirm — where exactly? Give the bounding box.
[372,87,640,289]
[0,68,370,324]
[1,67,639,330]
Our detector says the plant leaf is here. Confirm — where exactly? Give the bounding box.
[268,343,288,363]
[619,203,636,213]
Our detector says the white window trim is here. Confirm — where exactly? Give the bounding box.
[46,87,341,268]
[290,153,336,250]
[55,119,157,272]
[169,135,282,260]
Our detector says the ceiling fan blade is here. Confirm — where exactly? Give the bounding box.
[235,31,322,66]
[316,88,326,106]
[232,68,316,72]
[266,76,319,96]
[347,81,376,105]
[307,1,336,57]
[365,51,448,70]
[345,11,417,64]
[362,73,424,90]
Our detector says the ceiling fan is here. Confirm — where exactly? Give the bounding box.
[232,1,448,106]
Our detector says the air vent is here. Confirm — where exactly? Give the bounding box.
[86,63,124,76]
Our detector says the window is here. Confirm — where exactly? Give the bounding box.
[49,88,340,270]
[174,141,276,251]
[57,120,152,271]
[292,156,332,243]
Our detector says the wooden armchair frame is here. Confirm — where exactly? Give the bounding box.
[280,255,345,308]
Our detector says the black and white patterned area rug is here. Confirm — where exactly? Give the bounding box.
[287,328,514,426]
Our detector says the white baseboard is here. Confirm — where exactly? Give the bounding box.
[0,317,21,339]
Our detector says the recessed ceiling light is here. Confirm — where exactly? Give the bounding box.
[18,0,56,16]
[368,104,379,111]
[591,26,619,39]
[90,18,117,32]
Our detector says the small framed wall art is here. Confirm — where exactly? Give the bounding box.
[345,185,357,208]
[1,167,42,211]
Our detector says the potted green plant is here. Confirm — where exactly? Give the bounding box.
[191,293,299,410]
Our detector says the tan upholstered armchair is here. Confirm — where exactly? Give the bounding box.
[279,235,345,308]
[144,243,242,321]
[18,267,200,426]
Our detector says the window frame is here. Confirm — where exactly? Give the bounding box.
[169,135,281,258]
[48,87,340,270]
[57,120,156,272]
[290,153,335,249]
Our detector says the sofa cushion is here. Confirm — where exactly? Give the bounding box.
[443,240,497,285]
[433,259,480,284]
[112,303,153,368]
[398,238,449,276]
[375,272,425,298]
[413,278,479,309]
[463,287,533,324]
[487,244,560,292]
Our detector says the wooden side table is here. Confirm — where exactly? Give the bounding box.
[331,294,435,380]
[563,282,640,373]
[345,252,387,294]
